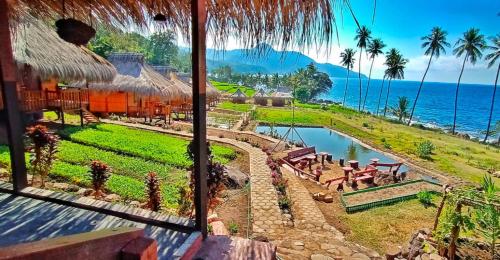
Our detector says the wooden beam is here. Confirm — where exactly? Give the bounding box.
[0,0,27,191]
[191,0,208,238]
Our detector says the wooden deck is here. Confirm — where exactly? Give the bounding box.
[19,89,89,112]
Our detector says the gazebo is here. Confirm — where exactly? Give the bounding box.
[0,0,351,258]
[253,88,269,106]
[230,88,247,104]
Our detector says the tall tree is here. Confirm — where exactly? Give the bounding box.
[363,38,386,111]
[452,28,486,134]
[376,75,386,116]
[340,48,356,106]
[146,31,178,65]
[383,49,408,117]
[390,96,410,122]
[483,34,500,143]
[354,25,372,111]
[407,27,450,125]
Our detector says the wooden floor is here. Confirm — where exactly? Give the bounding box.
[0,191,193,259]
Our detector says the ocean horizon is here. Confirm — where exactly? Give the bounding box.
[319,78,499,140]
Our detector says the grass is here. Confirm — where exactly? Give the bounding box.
[255,105,500,185]
[216,101,253,112]
[211,81,256,97]
[338,198,438,253]
[0,123,239,211]
[58,124,237,168]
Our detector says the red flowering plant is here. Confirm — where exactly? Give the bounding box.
[89,160,111,198]
[180,140,227,217]
[145,172,162,211]
[26,125,59,187]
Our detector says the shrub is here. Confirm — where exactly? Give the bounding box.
[416,140,435,159]
[362,122,370,128]
[26,125,59,187]
[177,186,193,217]
[145,172,161,211]
[383,142,392,149]
[228,221,239,235]
[278,196,291,210]
[89,160,111,198]
[207,224,213,234]
[417,190,433,206]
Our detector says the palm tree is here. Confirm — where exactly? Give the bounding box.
[390,96,410,122]
[407,27,450,125]
[483,34,500,143]
[452,28,486,134]
[383,49,408,117]
[363,38,386,111]
[354,25,372,111]
[340,48,356,106]
[376,75,387,116]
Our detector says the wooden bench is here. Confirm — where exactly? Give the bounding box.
[287,147,317,164]
[370,162,403,176]
[323,176,345,191]
[351,167,378,187]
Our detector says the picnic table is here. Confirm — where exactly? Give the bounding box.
[342,166,354,181]
[348,160,359,169]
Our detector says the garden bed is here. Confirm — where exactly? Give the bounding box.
[341,179,441,213]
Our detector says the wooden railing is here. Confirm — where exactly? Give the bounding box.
[0,91,3,110]
[19,88,89,112]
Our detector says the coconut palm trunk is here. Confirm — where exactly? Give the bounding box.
[383,78,393,117]
[376,77,386,116]
[408,50,434,125]
[452,55,468,135]
[358,49,363,111]
[362,57,375,111]
[483,62,499,142]
[343,69,350,106]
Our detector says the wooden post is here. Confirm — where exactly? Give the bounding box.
[0,0,27,191]
[79,89,84,127]
[191,0,208,239]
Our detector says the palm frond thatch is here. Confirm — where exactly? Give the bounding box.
[10,0,356,50]
[230,88,246,98]
[253,88,268,98]
[12,12,116,82]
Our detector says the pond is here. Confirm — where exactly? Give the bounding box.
[256,125,408,172]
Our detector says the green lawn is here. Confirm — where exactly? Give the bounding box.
[255,105,500,185]
[210,81,256,97]
[216,101,253,112]
[0,123,238,211]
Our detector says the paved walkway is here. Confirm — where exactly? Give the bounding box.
[102,120,284,237]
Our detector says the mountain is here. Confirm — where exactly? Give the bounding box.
[200,44,366,78]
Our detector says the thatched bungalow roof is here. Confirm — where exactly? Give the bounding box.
[253,89,268,98]
[152,65,178,75]
[106,52,187,100]
[10,0,352,50]
[11,13,116,82]
[231,88,247,98]
[271,91,293,99]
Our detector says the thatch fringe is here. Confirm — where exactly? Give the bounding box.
[10,0,355,50]
[11,12,116,82]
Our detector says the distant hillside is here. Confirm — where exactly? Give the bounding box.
[201,44,366,78]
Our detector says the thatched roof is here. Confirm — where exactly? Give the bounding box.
[106,52,187,100]
[11,13,116,82]
[271,92,293,99]
[10,0,354,50]
[231,88,247,98]
[152,65,178,75]
[253,89,268,98]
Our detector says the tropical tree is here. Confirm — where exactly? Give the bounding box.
[375,75,386,116]
[451,28,486,134]
[483,34,500,142]
[383,49,408,117]
[390,96,410,122]
[340,48,356,106]
[363,38,386,111]
[408,27,450,125]
[354,25,372,111]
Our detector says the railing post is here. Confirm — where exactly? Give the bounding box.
[79,89,84,127]
[191,0,208,239]
[0,0,27,191]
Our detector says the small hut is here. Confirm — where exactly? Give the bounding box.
[253,88,268,106]
[270,91,293,107]
[230,88,247,104]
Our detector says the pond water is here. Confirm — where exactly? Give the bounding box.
[256,125,408,172]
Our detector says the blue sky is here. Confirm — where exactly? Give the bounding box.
[193,0,500,84]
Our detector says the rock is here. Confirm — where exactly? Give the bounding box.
[323,195,334,203]
[77,188,93,196]
[283,214,292,220]
[310,254,333,260]
[129,201,141,207]
[429,253,444,260]
[336,246,353,256]
[320,243,336,250]
[104,194,121,202]
[292,241,305,250]
[224,166,249,188]
[386,248,401,260]
[420,253,430,260]
[416,233,427,242]
[350,253,370,260]
[253,236,269,242]
[51,182,70,190]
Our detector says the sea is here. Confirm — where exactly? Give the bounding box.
[319,78,499,140]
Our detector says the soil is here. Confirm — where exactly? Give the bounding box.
[226,146,250,175]
[215,188,251,238]
[343,181,441,206]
